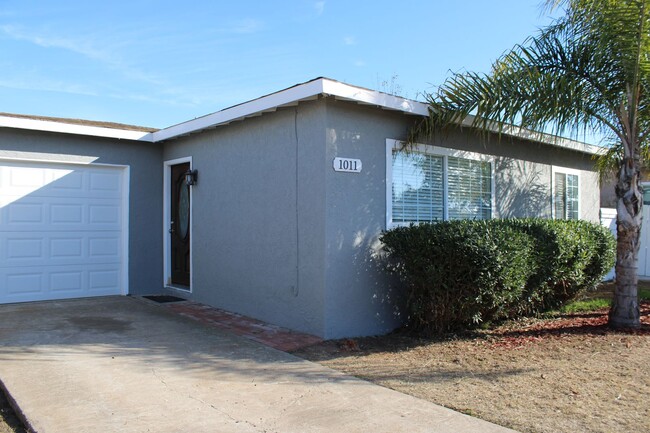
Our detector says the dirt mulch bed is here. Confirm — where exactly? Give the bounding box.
[293,302,650,433]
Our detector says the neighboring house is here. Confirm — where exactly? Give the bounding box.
[0,77,602,339]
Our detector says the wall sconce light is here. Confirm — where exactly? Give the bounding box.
[185,169,198,186]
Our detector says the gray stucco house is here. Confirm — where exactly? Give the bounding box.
[0,78,601,339]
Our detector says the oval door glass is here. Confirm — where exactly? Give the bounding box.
[178,184,190,239]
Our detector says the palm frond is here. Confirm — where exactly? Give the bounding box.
[414,0,650,160]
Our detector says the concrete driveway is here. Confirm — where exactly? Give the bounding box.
[0,297,516,433]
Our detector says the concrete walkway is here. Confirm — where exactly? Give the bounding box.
[0,297,516,433]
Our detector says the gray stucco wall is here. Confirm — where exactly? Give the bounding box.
[0,128,163,295]
[0,100,601,340]
[323,100,410,338]
[165,96,599,340]
[322,99,601,338]
[162,101,328,337]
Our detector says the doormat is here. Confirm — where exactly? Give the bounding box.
[142,295,186,304]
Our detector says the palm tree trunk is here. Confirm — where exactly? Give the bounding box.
[610,157,641,328]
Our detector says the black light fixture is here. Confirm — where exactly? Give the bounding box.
[185,169,198,186]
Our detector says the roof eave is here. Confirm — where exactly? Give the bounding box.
[152,77,602,156]
[458,115,604,156]
[152,79,327,142]
[0,115,155,142]
[0,78,602,156]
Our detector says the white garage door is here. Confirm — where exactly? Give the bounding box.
[0,160,127,303]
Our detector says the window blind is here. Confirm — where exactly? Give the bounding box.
[391,149,492,224]
[391,152,444,223]
[554,172,579,220]
[447,156,492,220]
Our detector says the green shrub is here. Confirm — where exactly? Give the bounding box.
[380,218,615,334]
[502,219,614,314]
[381,220,535,333]
[579,221,617,288]
[508,219,616,312]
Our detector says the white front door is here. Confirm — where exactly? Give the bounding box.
[0,160,128,303]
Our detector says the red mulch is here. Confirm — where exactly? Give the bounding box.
[486,301,650,349]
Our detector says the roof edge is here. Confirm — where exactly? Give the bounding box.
[152,78,326,142]
[458,116,604,156]
[0,114,155,142]
[152,77,602,155]
[0,78,603,155]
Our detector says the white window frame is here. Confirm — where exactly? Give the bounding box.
[386,139,495,229]
[551,166,581,220]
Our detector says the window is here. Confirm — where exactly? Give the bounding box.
[387,140,493,227]
[552,168,580,220]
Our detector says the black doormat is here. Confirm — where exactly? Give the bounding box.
[142,295,186,304]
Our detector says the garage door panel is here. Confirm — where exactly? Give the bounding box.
[50,271,83,292]
[1,165,122,200]
[2,260,124,302]
[3,238,122,267]
[6,237,43,259]
[88,204,121,224]
[1,165,77,197]
[50,204,84,224]
[0,198,123,231]
[47,169,84,190]
[5,273,43,295]
[0,161,126,303]
[88,237,121,258]
[89,171,122,193]
[89,269,120,291]
[50,237,83,258]
[4,202,44,224]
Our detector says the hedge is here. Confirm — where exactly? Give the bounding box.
[380,218,615,334]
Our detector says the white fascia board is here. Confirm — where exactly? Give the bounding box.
[0,115,154,142]
[152,77,603,156]
[321,82,602,155]
[153,78,428,142]
[152,79,326,142]
[321,79,429,116]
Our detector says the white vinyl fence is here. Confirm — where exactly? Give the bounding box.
[600,208,617,280]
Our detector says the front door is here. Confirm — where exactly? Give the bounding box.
[170,162,191,287]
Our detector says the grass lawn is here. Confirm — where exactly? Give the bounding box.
[293,281,650,433]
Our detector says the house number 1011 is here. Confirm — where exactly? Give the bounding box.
[333,157,362,173]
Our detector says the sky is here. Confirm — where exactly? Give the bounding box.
[0,1,560,130]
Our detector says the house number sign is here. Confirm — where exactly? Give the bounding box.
[333,157,362,173]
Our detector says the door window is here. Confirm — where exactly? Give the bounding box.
[178,183,190,239]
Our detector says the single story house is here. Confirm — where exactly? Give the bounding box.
[0,77,602,339]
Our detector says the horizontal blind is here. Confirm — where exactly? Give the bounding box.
[392,151,444,223]
[554,172,567,219]
[447,157,492,220]
[566,173,579,220]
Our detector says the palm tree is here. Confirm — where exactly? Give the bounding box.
[411,0,650,328]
